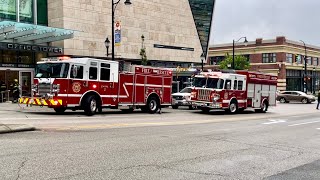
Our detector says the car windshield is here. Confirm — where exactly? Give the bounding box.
[35,63,70,78]
[193,77,222,89]
[180,88,192,93]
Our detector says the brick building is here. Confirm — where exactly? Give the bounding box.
[207,36,320,92]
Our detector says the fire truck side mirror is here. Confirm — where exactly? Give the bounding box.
[227,82,231,90]
[72,66,78,78]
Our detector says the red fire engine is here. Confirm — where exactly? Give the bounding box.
[19,58,173,115]
[190,70,278,113]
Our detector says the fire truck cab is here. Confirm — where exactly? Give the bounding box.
[190,70,277,113]
[19,58,173,115]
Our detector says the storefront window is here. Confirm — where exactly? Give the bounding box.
[2,50,17,64]
[35,52,47,62]
[18,51,33,64]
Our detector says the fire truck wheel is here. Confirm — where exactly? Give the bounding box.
[83,95,98,116]
[121,108,134,113]
[256,101,268,113]
[228,101,238,114]
[54,107,66,114]
[200,107,210,113]
[189,105,196,110]
[147,96,159,114]
[172,105,179,109]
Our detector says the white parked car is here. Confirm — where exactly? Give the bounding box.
[171,87,195,110]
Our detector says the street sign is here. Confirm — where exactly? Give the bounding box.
[115,21,121,46]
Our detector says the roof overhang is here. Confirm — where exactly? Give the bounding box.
[0,21,74,45]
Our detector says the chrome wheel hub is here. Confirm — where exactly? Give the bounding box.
[90,99,97,112]
[149,100,157,111]
[230,103,237,113]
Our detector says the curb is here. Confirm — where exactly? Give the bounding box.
[0,124,36,134]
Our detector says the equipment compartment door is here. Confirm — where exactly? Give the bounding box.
[254,84,262,108]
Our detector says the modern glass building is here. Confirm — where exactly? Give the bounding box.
[0,0,74,101]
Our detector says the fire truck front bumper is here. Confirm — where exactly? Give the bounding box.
[19,97,63,107]
[191,101,222,109]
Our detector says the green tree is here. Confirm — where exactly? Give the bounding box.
[140,35,148,65]
[140,48,147,65]
[219,53,250,70]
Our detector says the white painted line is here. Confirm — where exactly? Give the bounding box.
[263,119,286,125]
[317,128,320,130]
[288,121,320,127]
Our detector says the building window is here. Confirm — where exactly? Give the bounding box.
[295,54,302,64]
[308,57,312,65]
[286,53,293,63]
[0,0,48,25]
[209,56,224,65]
[262,53,276,63]
[314,58,319,66]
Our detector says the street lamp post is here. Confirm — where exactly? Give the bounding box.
[232,37,248,69]
[104,37,110,56]
[110,0,131,61]
[300,40,307,93]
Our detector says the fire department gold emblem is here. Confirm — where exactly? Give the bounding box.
[224,93,228,100]
[72,82,81,93]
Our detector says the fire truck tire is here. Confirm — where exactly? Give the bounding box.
[121,108,134,113]
[54,107,66,114]
[256,101,268,113]
[189,105,196,110]
[200,107,210,113]
[172,105,179,109]
[83,95,98,116]
[227,101,238,114]
[147,96,160,114]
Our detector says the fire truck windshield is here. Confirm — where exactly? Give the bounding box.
[35,63,70,78]
[193,77,223,89]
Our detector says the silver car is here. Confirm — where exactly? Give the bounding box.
[171,87,195,110]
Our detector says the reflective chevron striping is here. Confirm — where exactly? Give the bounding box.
[19,97,63,106]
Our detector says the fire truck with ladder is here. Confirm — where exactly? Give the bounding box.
[190,70,278,113]
[19,58,173,115]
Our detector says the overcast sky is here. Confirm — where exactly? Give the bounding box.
[210,0,319,46]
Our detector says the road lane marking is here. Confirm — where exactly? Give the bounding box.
[288,121,320,127]
[263,119,286,125]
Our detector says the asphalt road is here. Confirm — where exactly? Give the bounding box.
[1,103,320,179]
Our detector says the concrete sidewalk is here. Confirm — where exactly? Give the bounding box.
[0,103,36,134]
[0,124,36,134]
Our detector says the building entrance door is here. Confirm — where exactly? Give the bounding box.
[0,70,19,102]
[20,71,33,97]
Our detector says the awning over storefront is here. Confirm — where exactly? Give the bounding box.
[0,21,74,45]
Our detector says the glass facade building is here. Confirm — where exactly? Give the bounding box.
[188,0,215,58]
[0,0,72,101]
[0,0,48,25]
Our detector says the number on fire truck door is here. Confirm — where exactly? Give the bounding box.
[254,84,262,108]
